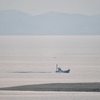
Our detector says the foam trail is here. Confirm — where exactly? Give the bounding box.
[11,71,52,73]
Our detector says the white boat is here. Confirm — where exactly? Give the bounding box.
[55,64,70,73]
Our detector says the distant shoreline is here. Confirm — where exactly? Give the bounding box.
[0,82,100,92]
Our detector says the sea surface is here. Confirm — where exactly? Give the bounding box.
[0,35,100,100]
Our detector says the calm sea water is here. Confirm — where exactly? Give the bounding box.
[0,35,100,99]
[0,91,100,100]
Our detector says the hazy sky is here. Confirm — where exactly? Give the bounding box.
[0,0,100,16]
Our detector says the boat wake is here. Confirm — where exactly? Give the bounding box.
[11,71,52,73]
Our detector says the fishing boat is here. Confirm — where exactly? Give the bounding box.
[55,64,70,73]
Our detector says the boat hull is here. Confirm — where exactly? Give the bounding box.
[55,69,70,73]
[55,64,70,73]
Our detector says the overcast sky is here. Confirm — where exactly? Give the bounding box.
[0,0,100,16]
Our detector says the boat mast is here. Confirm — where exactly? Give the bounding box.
[56,64,58,71]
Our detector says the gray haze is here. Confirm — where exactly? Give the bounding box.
[0,10,100,35]
[0,0,100,16]
[0,0,100,35]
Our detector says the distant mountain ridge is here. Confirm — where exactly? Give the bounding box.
[0,10,100,35]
